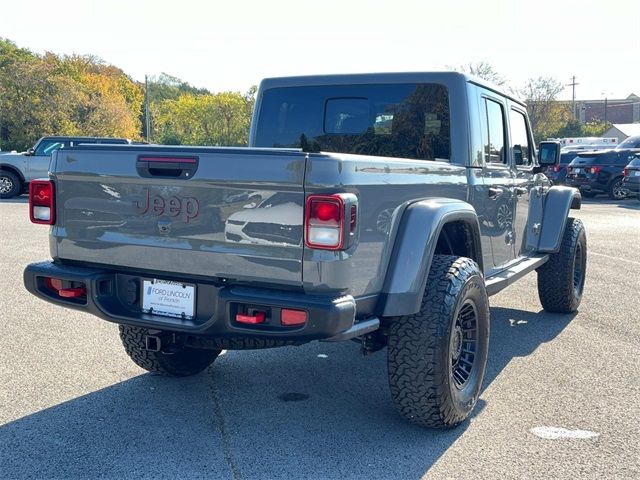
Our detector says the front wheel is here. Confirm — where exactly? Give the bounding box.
[119,325,221,376]
[537,218,587,313]
[387,255,490,428]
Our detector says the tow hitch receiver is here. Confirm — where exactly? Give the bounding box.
[144,335,162,352]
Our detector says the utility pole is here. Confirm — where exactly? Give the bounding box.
[144,75,151,142]
[566,76,579,121]
[604,97,608,124]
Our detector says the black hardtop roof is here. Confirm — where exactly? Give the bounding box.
[259,71,526,107]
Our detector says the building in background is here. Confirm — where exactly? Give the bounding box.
[602,123,640,142]
[562,94,640,124]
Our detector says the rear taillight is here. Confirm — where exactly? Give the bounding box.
[588,166,603,174]
[552,165,561,172]
[623,168,629,177]
[29,180,55,224]
[304,194,357,250]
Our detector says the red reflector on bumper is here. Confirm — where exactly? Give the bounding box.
[236,312,266,324]
[44,277,86,298]
[58,287,87,298]
[281,309,307,326]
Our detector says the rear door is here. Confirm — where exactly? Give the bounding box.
[52,147,307,286]
[477,94,516,267]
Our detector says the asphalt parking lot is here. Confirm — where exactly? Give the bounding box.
[1,197,639,479]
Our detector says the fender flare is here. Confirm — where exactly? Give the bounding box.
[538,186,581,253]
[0,163,26,184]
[378,198,483,317]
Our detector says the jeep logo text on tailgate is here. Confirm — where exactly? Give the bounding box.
[134,188,199,223]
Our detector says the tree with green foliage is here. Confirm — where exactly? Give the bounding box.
[0,38,143,150]
[518,76,570,142]
[151,88,255,146]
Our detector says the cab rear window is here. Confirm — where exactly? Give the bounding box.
[255,83,450,161]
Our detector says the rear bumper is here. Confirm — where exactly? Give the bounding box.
[565,176,607,192]
[23,261,356,342]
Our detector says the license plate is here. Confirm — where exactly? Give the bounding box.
[635,171,640,176]
[573,168,581,173]
[142,279,195,319]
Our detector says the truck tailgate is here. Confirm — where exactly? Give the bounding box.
[51,146,306,286]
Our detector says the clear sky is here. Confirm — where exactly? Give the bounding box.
[2,0,638,100]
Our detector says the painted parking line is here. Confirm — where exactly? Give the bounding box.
[590,251,640,266]
[530,426,600,440]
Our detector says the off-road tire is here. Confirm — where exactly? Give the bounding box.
[608,177,627,200]
[537,217,586,313]
[0,170,21,199]
[119,325,221,376]
[387,255,490,428]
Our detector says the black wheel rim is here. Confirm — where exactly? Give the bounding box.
[451,300,478,389]
[573,243,584,296]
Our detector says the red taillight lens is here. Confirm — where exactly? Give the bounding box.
[623,168,629,177]
[552,165,561,172]
[29,180,55,224]
[311,200,340,224]
[305,195,344,250]
[588,166,602,174]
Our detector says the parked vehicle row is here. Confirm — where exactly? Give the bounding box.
[0,136,131,199]
[564,135,640,199]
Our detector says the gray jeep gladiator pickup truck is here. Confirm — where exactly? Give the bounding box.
[24,72,586,428]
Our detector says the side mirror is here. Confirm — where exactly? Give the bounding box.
[538,141,561,167]
[24,148,35,156]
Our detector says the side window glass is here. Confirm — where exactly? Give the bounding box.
[35,141,64,156]
[483,99,506,164]
[509,109,532,167]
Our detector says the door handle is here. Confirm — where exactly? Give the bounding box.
[488,187,504,199]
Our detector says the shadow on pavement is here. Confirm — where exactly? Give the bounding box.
[0,306,574,479]
[580,196,639,208]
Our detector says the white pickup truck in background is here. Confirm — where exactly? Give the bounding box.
[0,136,130,198]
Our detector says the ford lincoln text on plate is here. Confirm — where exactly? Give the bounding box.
[23,73,587,428]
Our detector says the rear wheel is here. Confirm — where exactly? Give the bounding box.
[119,325,221,376]
[0,170,21,199]
[608,177,627,200]
[537,218,587,313]
[387,255,490,428]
